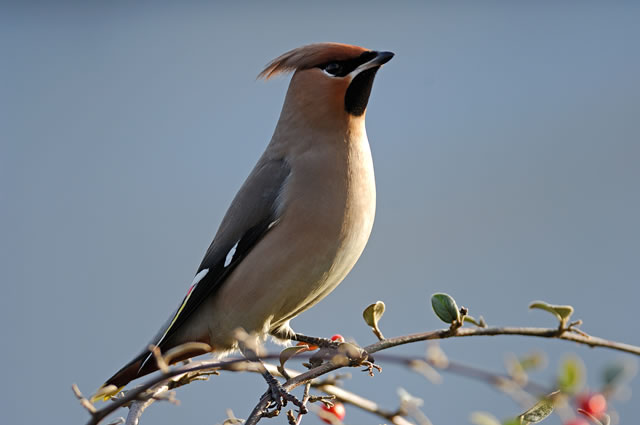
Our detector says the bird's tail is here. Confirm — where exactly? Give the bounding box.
[91,342,212,402]
[91,349,156,402]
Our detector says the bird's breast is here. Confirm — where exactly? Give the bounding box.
[202,131,376,345]
[273,131,376,311]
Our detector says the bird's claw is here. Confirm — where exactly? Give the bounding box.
[308,342,378,373]
[360,360,382,376]
[292,333,380,376]
[263,373,307,415]
[346,348,380,376]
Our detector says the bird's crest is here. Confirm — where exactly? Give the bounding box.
[258,42,368,80]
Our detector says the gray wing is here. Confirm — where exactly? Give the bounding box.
[151,156,291,351]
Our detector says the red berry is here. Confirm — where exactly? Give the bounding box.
[564,419,589,425]
[319,402,346,424]
[577,392,607,418]
[330,334,345,343]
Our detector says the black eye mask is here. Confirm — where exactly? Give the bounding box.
[316,51,378,77]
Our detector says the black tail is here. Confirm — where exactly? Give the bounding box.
[105,350,154,388]
[91,349,156,402]
[94,342,211,401]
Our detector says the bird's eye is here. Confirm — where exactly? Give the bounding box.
[323,63,343,76]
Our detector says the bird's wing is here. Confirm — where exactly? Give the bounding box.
[148,156,290,357]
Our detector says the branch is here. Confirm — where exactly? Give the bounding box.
[263,363,412,425]
[364,327,640,356]
[244,325,639,424]
[124,383,174,425]
[75,357,253,425]
[76,324,639,425]
[315,383,413,425]
[258,352,554,425]
[366,326,640,356]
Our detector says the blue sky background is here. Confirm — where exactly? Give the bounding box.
[2,1,639,424]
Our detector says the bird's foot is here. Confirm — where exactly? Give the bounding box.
[360,359,382,376]
[308,341,377,373]
[261,370,307,415]
[284,331,379,374]
[291,333,340,349]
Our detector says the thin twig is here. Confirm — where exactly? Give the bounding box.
[83,357,255,425]
[292,382,311,425]
[263,363,409,425]
[72,384,97,414]
[124,384,170,425]
[367,326,640,356]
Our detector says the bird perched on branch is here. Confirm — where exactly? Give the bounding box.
[93,42,393,407]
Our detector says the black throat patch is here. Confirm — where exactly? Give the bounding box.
[345,67,380,116]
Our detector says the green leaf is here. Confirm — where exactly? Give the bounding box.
[557,355,585,394]
[464,315,487,328]
[363,301,386,339]
[505,353,528,385]
[603,363,625,387]
[519,352,546,371]
[529,301,574,325]
[279,345,309,370]
[431,293,460,324]
[363,301,385,328]
[602,358,637,387]
[517,391,559,424]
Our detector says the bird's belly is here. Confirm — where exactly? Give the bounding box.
[268,150,377,330]
[198,135,376,347]
[272,208,374,327]
[202,175,375,346]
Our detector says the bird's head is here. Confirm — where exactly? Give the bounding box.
[259,43,394,129]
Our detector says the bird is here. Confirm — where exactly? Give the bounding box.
[93,42,393,405]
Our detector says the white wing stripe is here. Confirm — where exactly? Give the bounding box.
[224,241,239,267]
[191,268,209,287]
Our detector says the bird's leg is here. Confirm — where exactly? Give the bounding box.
[238,339,307,415]
[258,363,308,414]
[281,331,376,369]
[290,333,339,349]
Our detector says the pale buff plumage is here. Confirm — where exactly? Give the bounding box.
[193,101,376,347]
[95,43,392,397]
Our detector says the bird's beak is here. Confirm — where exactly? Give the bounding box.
[350,51,395,77]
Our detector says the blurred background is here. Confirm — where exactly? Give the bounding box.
[2,1,639,424]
